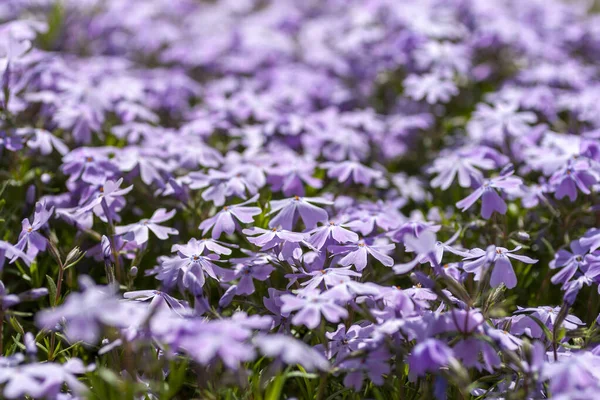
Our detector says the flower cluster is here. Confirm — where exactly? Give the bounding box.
[1,0,600,399]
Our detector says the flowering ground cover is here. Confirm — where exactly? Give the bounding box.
[3,0,600,399]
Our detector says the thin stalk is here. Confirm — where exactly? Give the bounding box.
[0,310,4,355]
[101,199,122,283]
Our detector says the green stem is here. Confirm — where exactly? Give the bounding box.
[316,372,328,400]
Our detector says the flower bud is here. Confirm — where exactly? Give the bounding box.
[516,231,530,241]
[24,332,37,356]
[18,288,49,301]
[65,247,84,266]
[101,235,112,261]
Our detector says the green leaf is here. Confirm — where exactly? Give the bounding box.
[285,371,319,379]
[9,316,24,335]
[46,275,58,306]
[0,180,9,198]
[265,372,287,400]
[166,358,189,398]
[29,260,38,279]
[98,367,122,387]
[11,336,25,351]
[55,341,82,357]
[372,386,386,400]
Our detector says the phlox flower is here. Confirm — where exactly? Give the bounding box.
[409,339,454,377]
[76,178,133,216]
[461,245,537,289]
[0,354,92,399]
[339,347,390,390]
[254,334,330,372]
[14,202,53,259]
[199,195,261,239]
[268,196,332,230]
[243,226,308,260]
[456,170,522,219]
[321,160,383,186]
[36,276,137,344]
[307,219,359,250]
[280,289,348,329]
[116,208,178,245]
[229,262,274,295]
[329,238,395,271]
[156,238,231,295]
[404,73,458,104]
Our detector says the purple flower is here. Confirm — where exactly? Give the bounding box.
[280,289,348,329]
[549,240,589,285]
[254,334,330,371]
[77,178,133,216]
[36,276,135,344]
[487,328,522,351]
[307,219,359,250]
[580,228,600,253]
[61,148,117,186]
[340,347,391,390]
[115,148,170,187]
[179,237,234,256]
[393,230,451,274]
[514,306,585,336]
[243,226,308,260]
[1,280,48,311]
[230,262,274,295]
[123,290,189,316]
[330,239,395,271]
[188,168,264,206]
[468,101,537,143]
[262,288,289,327]
[267,156,322,196]
[268,196,332,230]
[549,158,598,202]
[456,171,522,219]
[543,352,600,397]
[199,195,261,239]
[17,128,69,156]
[0,355,91,399]
[462,246,537,289]
[392,173,429,202]
[453,338,500,373]
[299,266,362,290]
[345,200,404,236]
[0,240,31,270]
[428,146,498,190]
[14,202,53,260]
[157,238,231,295]
[163,318,256,369]
[321,161,383,186]
[404,73,458,104]
[409,339,454,377]
[326,323,373,360]
[116,208,178,245]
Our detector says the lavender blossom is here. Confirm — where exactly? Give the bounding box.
[116,208,178,245]
[268,196,332,230]
[462,246,537,289]
[456,171,522,219]
[280,289,348,329]
[199,196,261,239]
[330,239,395,271]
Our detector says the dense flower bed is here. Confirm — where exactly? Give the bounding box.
[2,0,600,399]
